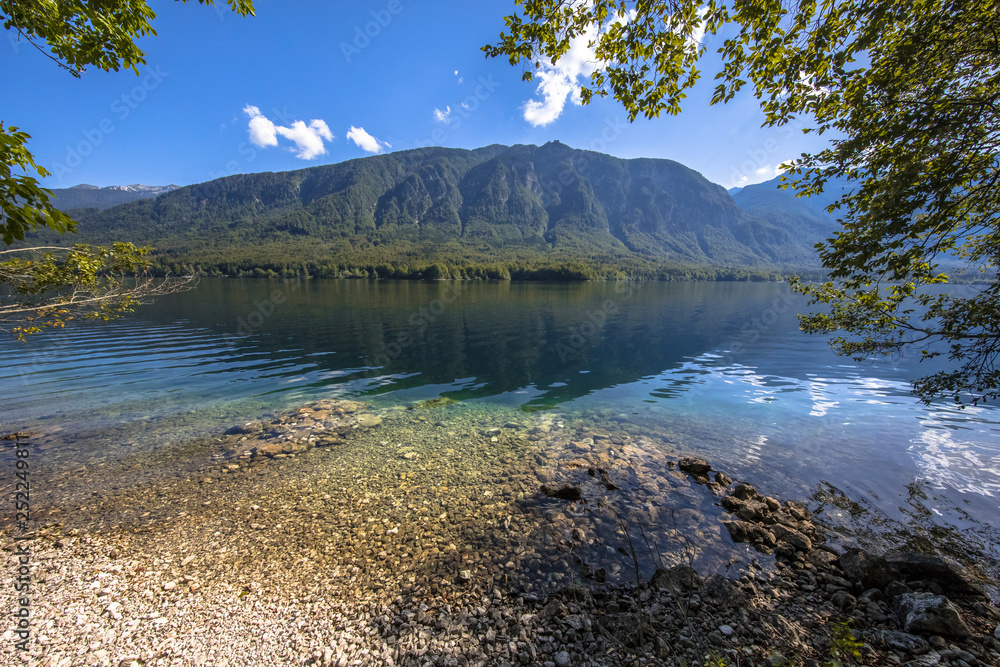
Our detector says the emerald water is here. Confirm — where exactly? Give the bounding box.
[2,279,998,572]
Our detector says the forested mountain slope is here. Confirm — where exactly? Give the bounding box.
[48,143,833,278]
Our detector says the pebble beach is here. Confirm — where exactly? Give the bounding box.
[3,398,999,667]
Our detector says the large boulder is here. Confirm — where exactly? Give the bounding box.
[736,500,772,523]
[732,483,759,500]
[893,593,971,638]
[840,549,985,597]
[839,549,897,589]
[884,552,984,597]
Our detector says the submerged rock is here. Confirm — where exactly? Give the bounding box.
[356,414,382,429]
[225,421,263,435]
[540,484,582,501]
[254,442,284,458]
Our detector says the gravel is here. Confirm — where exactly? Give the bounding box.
[3,398,999,667]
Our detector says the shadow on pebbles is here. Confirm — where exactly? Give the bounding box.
[3,398,999,667]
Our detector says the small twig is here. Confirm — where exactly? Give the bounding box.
[0,246,76,255]
[12,27,82,76]
[637,519,663,571]
[618,517,644,665]
[669,508,694,623]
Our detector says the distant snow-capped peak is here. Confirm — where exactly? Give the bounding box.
[105,184,180,193]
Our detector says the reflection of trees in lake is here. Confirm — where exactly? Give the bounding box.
[142,279,801,407]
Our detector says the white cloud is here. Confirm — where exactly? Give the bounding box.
[243,105,333,160]
[433,106,453,124]
[687,7,709,52]
[519,6,707,127]
[278,119,334,160]
[754,163,788,179]
[244,104,278,147]
[346,126,389,154]
[726,160,789,189]
[521,23,602,127]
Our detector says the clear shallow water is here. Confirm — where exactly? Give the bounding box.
[2,279,998,563]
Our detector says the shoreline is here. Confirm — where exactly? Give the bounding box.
[3,398,999,666]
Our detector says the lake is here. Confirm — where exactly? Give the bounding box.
[3,278,998,584]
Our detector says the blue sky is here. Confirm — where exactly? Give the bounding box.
[4,0,831,191]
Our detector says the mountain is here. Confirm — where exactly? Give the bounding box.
[730,175,852,245]
[49,183,180,211]
[732,175,850,216]
[49,143,834,278]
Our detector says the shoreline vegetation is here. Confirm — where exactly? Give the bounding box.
[5,397,998,666]
[143,261,994,284]
[137,254,991,284]
[150,257,807,282]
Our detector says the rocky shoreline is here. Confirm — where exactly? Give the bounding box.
[3,398,999,666]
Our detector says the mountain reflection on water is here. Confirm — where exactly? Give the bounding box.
[2,279,997,579]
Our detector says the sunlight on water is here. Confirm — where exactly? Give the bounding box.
[2,278,998,573]
[913,425,1000,498]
